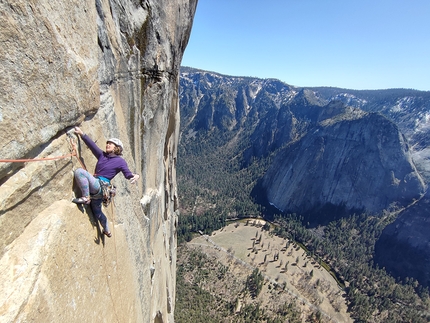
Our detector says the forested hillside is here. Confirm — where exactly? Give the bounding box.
[176,68,430,322]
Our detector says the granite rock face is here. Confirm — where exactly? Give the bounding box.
[0,0,197,322]
[260,111,426,216]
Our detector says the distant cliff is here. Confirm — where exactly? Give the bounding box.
[0,1,197,322]
[259,108,425,217]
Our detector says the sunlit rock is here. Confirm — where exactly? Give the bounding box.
[0,0,197,322]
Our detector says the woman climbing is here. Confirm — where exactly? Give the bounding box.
[72,126,139,238]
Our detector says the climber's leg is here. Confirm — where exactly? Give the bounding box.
[74,168,100,197]
[90,198,110,236]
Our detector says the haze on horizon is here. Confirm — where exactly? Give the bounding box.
[182,0,430,92]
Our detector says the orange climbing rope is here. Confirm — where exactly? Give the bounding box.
[0,153,76,163]
[0,135,87,170]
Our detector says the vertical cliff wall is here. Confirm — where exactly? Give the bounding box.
[0,0,197,322]
[259,112,425,217]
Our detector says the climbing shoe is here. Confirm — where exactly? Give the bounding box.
[102,230,112,238]
[72,196,91,205]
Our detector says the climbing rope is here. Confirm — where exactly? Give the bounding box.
[68,134,87,170]
[0,154,75,163]
[0,135,87,170]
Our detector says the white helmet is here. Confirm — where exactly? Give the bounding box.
[107,138,124,151]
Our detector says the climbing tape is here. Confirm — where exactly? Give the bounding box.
[0,135,87,171]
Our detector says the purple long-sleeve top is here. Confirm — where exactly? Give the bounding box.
[81,134,134,180]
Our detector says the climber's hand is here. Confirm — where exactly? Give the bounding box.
[74,127,84,136]
[130,174,140,184]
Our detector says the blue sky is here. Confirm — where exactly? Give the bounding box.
[182,1,430,91]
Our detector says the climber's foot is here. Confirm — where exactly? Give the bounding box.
[72,196,91,205]
[102,230,112,238]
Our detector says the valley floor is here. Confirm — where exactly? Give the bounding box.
[178,220,353,323]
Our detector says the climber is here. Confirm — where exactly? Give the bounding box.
[72,126,139,238]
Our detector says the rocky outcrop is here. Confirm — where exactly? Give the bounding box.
[259,110,426,218]
[0,0,197,322]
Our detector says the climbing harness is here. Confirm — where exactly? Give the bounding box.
[94,176,117,207]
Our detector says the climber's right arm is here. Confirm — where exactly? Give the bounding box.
[74,127,103,158]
